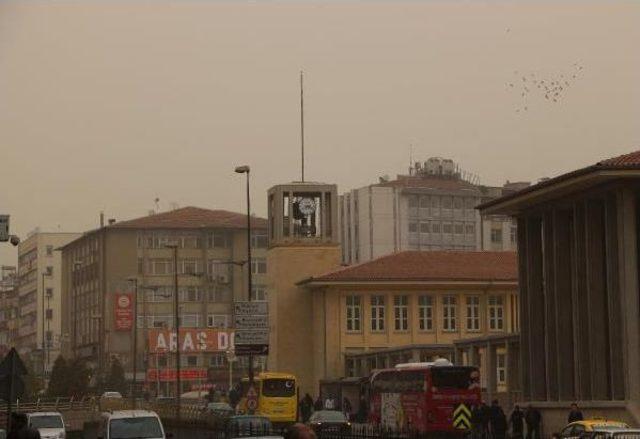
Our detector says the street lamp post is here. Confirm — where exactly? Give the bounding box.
[41,271,51,379]
[235,165,254,409]
[164,244,180,414]
[127,277,138,409]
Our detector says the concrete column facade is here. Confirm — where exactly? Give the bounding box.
[526,217,546,400]
[542,211,558,401]
[517,217,531,400]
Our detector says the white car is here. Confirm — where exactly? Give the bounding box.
[27,412,66,439]
[98,410,170,439]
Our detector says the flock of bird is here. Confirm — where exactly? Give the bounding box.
[507,63,585,113]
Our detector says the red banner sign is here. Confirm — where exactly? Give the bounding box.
[148,329,234,353]
[146,368,207,382]
[114,293,133,331]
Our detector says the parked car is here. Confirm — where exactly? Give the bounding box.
[307,410,351,434]
[27,412,66,439]
[581,428,640,439]
[98,410,171,439]
[553,420,631,439]
[101,391,123,399]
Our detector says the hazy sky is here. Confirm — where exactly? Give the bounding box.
[1,0,639,265]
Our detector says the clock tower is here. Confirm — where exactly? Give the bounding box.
[266,182,341,394]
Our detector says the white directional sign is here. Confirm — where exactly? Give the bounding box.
[235,329,269,345]
[234,315,268,329]
[234,301,268,316]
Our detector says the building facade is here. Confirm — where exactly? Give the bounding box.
[298,251,519,401]
[479,149,640,430]
[60,207,268,395]
[15,231,81,375]
[0,265,18,358]
[339,157,529,264]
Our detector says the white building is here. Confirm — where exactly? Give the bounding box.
[16,230,81,375]
[339,158,529,264]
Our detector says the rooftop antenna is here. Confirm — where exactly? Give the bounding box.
[300,70,305,182]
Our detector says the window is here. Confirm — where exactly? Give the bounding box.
[149,259,173,275]
[208,232,230,248]
[442,197,452,209]
[181,236,202,249]
[489,296,504,330]
[394,295,409,331]
[346,295,361,332]
[208,286,231,302]
[497,353,506,385]
[420,223,430,234]
[454,223,464,234]
[465,223,475,235]
[420,196,430,208]
[182,356,199,367]
[408,196,418,208]
[345,358,356,377]
[453,197,463,209]
[251,258,267,275]
[208,260,231,282]
[251,234,268,249]
[207,314,229,328]
[442,296,457,331]
[180,259,201,275]
[408,222,418,233]
[510,226,517,244]
[180,314,199,328]
[46,288,53,298]
[209,354,225,367]
[431,197,440,208]
[370,296,385,332]
[418,295,433,331]
[179,286,202,302]
[157,355,168,367]
[46,309,53,319]
[466,296,480,331]
[252,285,268,301]
[442,222,453,234]
[46,245,53,256]
[137,258,144,275]
[432,222,441,233]
[491,228,503,243]
[465,198,476,209]
[46,266,53,275]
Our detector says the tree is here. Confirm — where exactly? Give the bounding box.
[22,357,44,400]
[47,355,68,397]
[67,358,91,398]
[104,357,127,395]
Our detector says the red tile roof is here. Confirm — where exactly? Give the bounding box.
[479,148,640,212]
[110,206,267,230]
[301,251,517,284]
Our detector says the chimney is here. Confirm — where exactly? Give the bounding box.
[108,219,116,225]
[100,212,105,228]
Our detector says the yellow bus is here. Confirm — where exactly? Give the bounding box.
[239,372,298,426]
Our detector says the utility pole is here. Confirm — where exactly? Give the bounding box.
[165,244,180,418]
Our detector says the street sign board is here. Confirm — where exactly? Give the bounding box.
[235,329,268,345]
[234,301,268,316]
[234,315,268,329]
[246,385,258,412]
[0,215,9,242]
[235,344,269,356]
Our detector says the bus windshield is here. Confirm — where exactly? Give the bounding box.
[431,367,475,389]
[262,378,296,397]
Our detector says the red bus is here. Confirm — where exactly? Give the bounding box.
[369,359,480,433]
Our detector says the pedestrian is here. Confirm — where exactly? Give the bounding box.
[300,393,314,423]
[490,400,507,439]
[567,403,584,424]
[314,395,323,411]
[343,397,352,421]
[480,401,492,438]
[525,405,541,439]
[229,384,241,409]
[471,403,483,439]
[510,405,524,439]
[357,395,368,423]
[8,413,41,439]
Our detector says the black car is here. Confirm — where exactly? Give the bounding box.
[308,411,351,434]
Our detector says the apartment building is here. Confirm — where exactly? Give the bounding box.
[0,265,18,358]
[60,207,268,395]
[15,231,81,375]
[339,157,529,264]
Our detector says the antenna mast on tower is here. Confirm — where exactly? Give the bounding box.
[300,70,305,182]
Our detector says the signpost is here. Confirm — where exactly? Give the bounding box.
[234,301,268,357]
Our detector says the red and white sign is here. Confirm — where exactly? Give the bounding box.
[246,385,258,411]
[146,368,208,382]
[114,293,133,331]
[148,329,234,353]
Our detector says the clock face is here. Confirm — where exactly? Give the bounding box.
[298,198,316,215]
